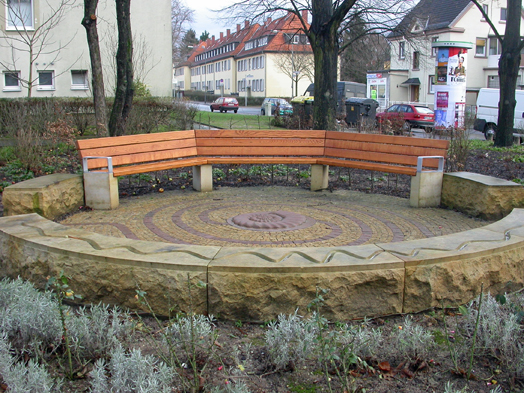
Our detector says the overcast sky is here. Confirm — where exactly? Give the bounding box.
[185,0,234,40]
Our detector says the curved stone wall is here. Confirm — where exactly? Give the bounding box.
[1,211,524,321]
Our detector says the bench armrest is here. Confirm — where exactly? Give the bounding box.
[417,156,444,173]
[82,156,113,174]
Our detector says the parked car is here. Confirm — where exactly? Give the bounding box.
[260,98,293,115]
[210,97,239,113]
[376,104,434,132]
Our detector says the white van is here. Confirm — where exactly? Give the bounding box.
[474,88,524,139]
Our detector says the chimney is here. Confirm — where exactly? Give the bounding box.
[227,29,231,36]
[220,32,223,39]
[266,17,271,25]
[244,20,249,28]
[301,10,308,21]
[237,24,241,33]
[212,35,215,42]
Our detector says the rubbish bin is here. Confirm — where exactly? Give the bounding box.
[291,96,314,120]
[345,98,379,126]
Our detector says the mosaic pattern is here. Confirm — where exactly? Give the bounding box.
[59,187,488,247]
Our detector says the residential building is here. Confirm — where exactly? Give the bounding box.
[368,0,524,108]
[174,12,314,99]
[0,0,172,98]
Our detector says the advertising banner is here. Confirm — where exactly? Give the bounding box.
[432,41,473,129]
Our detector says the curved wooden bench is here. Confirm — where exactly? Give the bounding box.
[76,130,449,209]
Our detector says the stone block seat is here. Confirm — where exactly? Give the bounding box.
[2,173,84,220]
[76,129,450,209]
[442,172,524,220]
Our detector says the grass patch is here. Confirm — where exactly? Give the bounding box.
[194,111,286,130]
[469,139,524,153]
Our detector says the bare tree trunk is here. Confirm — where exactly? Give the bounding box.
[82,0,108,136]
[108,0,134,137]
[309,0,354,130]
[496,0,522,147]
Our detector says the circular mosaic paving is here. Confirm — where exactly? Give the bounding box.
[59,187,488,248]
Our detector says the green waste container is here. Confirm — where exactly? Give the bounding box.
[291,96,314,119]
[345,98,379,126]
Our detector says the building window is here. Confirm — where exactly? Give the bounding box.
[71,70,88,90]
[488,75,499,88]
[481,4,488,19]
[489,37,501,56]
[489,74,521,88]
[412,51,420,69]
[37,70,54,90]
[475,38,487,57]
[6,0,33,29]
[399,42,405,59]
[501,7,507,21]
[3,71,21,91]
[431,37,439,57]
[292,35,299,44]
[428,75,435,94]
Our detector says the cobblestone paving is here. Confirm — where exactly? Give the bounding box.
[59,186,489,247]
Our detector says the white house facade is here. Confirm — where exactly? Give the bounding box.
[370,0,524,108]
[0,0,172,98]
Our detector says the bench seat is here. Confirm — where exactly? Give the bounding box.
[112,157,208,177]
[316,158,418,176]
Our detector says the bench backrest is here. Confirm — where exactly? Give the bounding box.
[76,130,198,171]
[324,131,449,169]
[195,129,326,157]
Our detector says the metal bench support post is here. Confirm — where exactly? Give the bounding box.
[311,164,329,191]
[83,172,119,210]
[410,156,445,207]
[193,164,213,192]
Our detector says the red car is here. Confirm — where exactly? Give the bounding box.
[376,104,434,132]
[210,97,239,113]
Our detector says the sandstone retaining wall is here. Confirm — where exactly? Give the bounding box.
[1,211,523,321]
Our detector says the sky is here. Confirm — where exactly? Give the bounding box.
[185,0,235,40]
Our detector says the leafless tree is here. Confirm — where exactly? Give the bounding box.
[273,51,314,96]
[0,0,79,97]
[171,0,194,64]
[82,0,108,135]
[471,0,524,147]
[104,29,159,94]
[108,0,134,137]
[218,0,410,130]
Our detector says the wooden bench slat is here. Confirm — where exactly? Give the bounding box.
[326,131,450,150]
[324,147,442,168]
[317,158,418,176]
[113,158,207,177]
[76,130,196,150]
[196,138,324,147]
[198,146,325,156]
[206,157,318,165]
[195,129,326,139]
[86,147,199,170]
[80,138,197,159]
[325,139,448,159]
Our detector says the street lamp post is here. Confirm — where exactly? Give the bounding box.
[292,71,300,97]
